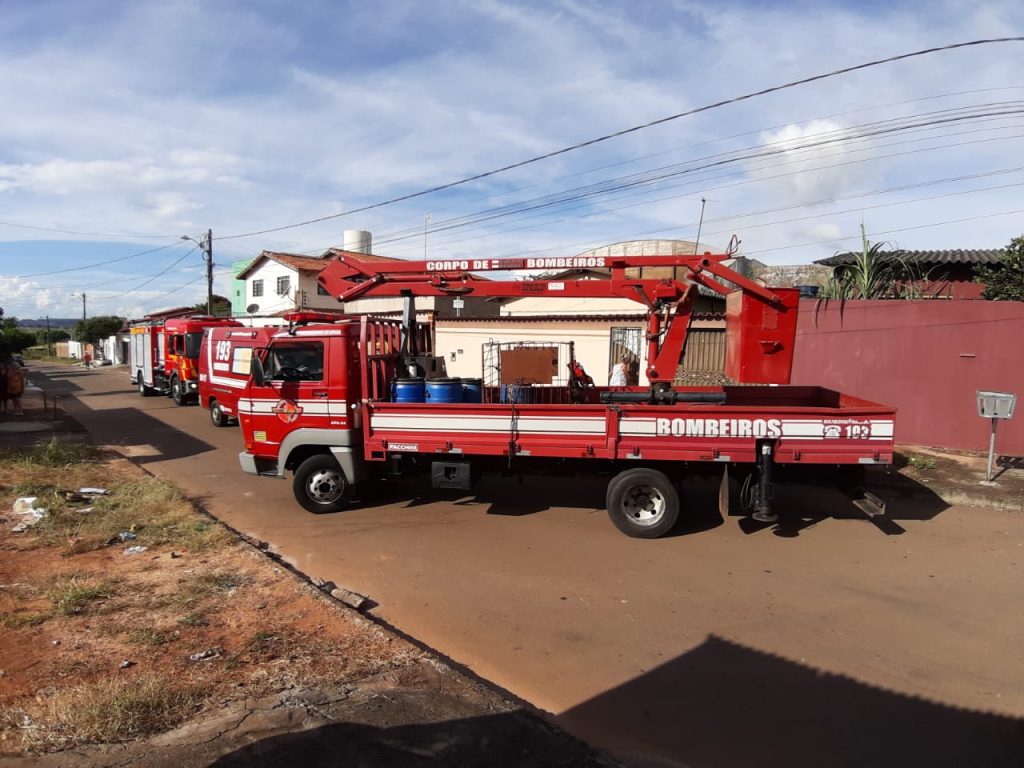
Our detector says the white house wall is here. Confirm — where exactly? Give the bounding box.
[435,320,646,386]
[243,260,300,315]
[499,295,645,316]
[342,296,437,315]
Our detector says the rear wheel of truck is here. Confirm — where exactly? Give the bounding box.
[209,399,229,427]
[606,467,680,539]
[293,454,355,514]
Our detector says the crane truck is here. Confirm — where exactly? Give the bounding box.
[236,250,895,538]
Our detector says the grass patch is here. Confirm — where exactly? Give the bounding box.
[10,675,203,751]
[174,569,251,606]
[45,575,116,616]
[907,454,938,471]
[25,477,234,555]
[3,438,102,469]
[124,628,173,646]
[178,611,209,627]
[0,612,50,629]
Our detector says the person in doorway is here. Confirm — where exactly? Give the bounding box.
[609,353,630,387]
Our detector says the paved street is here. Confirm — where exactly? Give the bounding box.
[29,362,1024,767]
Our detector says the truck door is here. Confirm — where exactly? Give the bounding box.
[246,338,330,445]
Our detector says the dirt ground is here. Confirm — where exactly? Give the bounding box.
[0,442,613,767]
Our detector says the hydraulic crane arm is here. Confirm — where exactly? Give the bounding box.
[316,250,796,386]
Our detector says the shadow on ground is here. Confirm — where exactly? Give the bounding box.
[207,702,603,768]
[558,634,1024,768]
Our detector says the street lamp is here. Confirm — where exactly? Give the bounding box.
[182,230,214,316]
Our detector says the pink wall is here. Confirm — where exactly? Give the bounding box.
[792,300,1024,455]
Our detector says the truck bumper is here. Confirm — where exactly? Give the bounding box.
[239,451,279,477]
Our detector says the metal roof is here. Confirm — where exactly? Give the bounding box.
[816,249,1005,267]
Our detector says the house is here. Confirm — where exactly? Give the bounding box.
[815,249,1006,299]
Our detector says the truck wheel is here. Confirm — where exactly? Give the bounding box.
[171,376,185,406]
[137,377,152,397]
[293,454,355,514]
[209,400,229,427]
[606,468,680,539]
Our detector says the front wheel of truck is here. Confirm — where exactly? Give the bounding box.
[293,454,355,514]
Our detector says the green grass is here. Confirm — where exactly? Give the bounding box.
[3,438,102,468]
[907,454,937,471]
[45,575,116,616]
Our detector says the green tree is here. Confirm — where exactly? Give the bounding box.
[975,236,1024,301]
[192,294,232,317]
[35,328,70,345]
[73,316,125,346]
[0,316,38,355]
[820,224,924,300]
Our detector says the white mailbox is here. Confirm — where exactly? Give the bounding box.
[977,390,1016,482]
[977,391,1016,419]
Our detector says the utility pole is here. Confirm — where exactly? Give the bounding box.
[423,214,431,260]
[182,230,215,315]
[45,315,52,356]
[80,293,86,321]
[204,229,214,316]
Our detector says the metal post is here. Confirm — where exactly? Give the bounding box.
[205,228,214,316]
[986,418,997,482]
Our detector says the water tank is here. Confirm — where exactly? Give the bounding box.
[343,230,372,254]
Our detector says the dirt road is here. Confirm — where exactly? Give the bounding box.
[32,362,1024,766]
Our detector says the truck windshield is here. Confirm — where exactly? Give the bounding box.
[185,333,205,359]
[265,342,324,382]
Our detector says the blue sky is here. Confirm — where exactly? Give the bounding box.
[1,0,1022,319]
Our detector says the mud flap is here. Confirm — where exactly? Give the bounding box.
[718,464,730,519]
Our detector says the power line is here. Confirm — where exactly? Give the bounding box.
[0,219,179,239]
[742,208,1024,257]
[301,100,1024,256]
[379,126,1024,257]
[219,37,1024,241]
[13,242,184,279]
[102,246,200,300]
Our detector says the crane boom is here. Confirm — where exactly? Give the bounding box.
[316,250,798,386]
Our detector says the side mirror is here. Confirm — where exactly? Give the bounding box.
[251,354,266,386]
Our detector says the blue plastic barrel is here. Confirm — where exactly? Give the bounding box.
[425,377,462,403]
[393,377,426,403]
[461,378,483,403]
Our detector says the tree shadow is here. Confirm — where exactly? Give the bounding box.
[559,634,1024,768]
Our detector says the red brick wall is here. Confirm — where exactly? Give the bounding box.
[791,299,1024,454]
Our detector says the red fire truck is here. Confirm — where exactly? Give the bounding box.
[199,314,342,426]
[130,316,240,405]
[236,251,895,538]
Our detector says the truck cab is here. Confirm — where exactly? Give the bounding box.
[238,320,366,503]
[162,317,241,405]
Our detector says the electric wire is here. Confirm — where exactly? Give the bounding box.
[218,37,1024,241]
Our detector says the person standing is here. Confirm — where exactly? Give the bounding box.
[609,353,629,387]
[83,349,92,369]
[1,354,24,416]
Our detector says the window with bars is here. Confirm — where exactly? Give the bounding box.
[276,276,290,296]
[251,279,263,297]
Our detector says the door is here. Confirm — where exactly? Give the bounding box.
[245,339,330,449]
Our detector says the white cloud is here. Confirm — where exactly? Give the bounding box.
[0,0,1023,313]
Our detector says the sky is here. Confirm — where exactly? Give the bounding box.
[0,0,1022,320]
